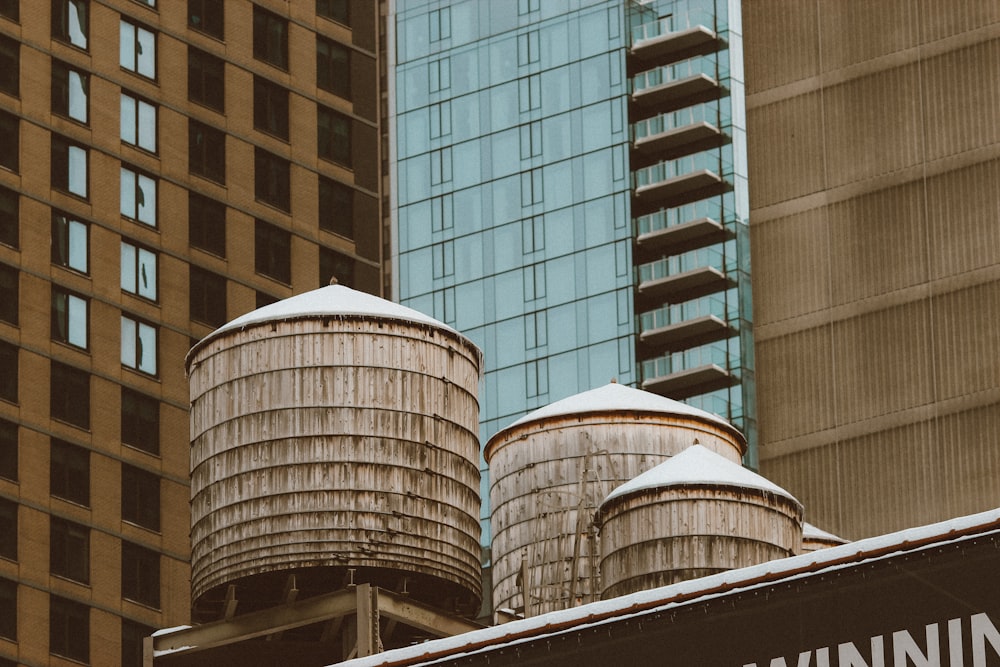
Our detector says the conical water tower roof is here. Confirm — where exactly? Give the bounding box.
[602,444,801,508]
[504,382,736,432]
[187,284,473,368]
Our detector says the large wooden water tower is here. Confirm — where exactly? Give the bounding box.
[185,284,484,620]
[484,382,745,617]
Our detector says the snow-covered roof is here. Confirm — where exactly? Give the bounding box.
[602,444,800,506]
[803,522,849,544]
[339,507,1000,667]
[188,285,472,365]
[499,382,738,434]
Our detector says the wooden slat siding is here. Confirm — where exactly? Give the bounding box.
[818,0,920,71]
[188,317,483,608]
[487,416,743,616]
[921,0,1000,42]
[599,489,802,600]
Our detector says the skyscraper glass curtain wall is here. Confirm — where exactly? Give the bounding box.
[389,0,754,544]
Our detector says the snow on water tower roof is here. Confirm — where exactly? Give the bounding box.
[803,522,849,544]
[504,382,736,432]
[187,284,471,368]
[602,444,801,507]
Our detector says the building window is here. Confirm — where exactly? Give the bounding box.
[429,7,450,42]
[52,0,88,50]
[0,186,15,249]
[0,34,17,97]
[120,92,157,153]
[317,36,350,99]
[0,578,15,641]
[521,168,543,206]
[121,241,157,301]
[189,265,226,327]
[318,105,351,166]
[432,241,454,279]
[50,439,89,506]
[0,263,16,325]
[121,314,157,376]
[431,194,453,232]
[120,166,157,227]
[122,541,159,608]
[51,134,88,198]
[120,20,155,79]
[0,498,15,561]
[188,46,224,112]
[51,286,88,350]
[317,0,348,24]
[526,310,547,348]
[524,262,545,300]
[526,358,549,398]
[255,219,290,283]
[0,110,17,173]
[122,619,155,667]
[319,177,352,238]
[188,0,223,39]
[256,291,278,308]
[50,517,89,583]
[518,30,539,66]
[189,120,225,183]
[320,247,353,288]
[188,192,225,257]
[428,57,450,93]
[51,361,89,429]
[0,1,19,22]
[520,121,541,159]
[0,418,16,482]
[252,6,287,70]
[518,0,540,14]
[52,212,88,273]
[254,149,290,212]
[522,215,544,252]
[122,464,159,531]
[429,101,451,139]
[50,595,89,662]
[253,76,288,140]
[431,147,452,185]
[519,74,541,112]
[51,60,87,124]
[0,341,15,404]
[121,388,158,455]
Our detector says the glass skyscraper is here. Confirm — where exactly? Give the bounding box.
[389,0,753,545]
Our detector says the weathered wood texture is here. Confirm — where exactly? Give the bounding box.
[486,415,743,616]
[188,317,483,611]
[599,487,802,600]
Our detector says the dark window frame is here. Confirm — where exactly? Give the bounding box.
[50,516,89,584]
[122,463,160,532]
[188,192,226,257]
[122,619,155,667]
[50,438,89,506]
[122,541,160,608]
[50,594,89,662]
[252,6,287,70]
[0,418,16,482]
[0,0,19,22]
[121,387,159,456]
[254,148,291,212]
[316,0,348,25]
[0,33,18,97]
[188,0,223,39]
[52,211,89,274]
[0,185,15,249]
[0,262,17,326]
[0,110,17,173]
[187,45,225,112]
[188,120,226,183]
[318,105,351,166]
[51,285,89,350]
[253,75,289,140]
[120,18,157,80]
[254,219,291,284]
[52,0,89,50]
[50,361,89,429]
[0,340,16,404]
[319,177,353,239]
[0,577,15,641]
[189,265,226,327]
[51,59,89,124]
[51,133,88,199]
[317,36,350,99]
[0,498,15,561]
[319,246,354,289]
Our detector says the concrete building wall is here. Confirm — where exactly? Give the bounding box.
[745,1,1000,539]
